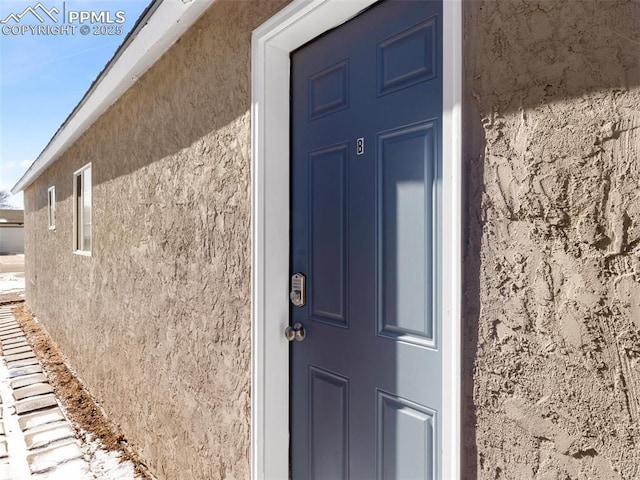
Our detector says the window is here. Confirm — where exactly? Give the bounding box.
[47,186,56,230]
[73,164,92,253]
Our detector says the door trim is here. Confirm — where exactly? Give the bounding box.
[250,1,462,478]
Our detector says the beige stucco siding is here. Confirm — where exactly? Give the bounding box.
[22,0,640,479]
[23,1,288,479]
[464,0,640,478]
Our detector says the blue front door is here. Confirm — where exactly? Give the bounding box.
[290,0,442,477]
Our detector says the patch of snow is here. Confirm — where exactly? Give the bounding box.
[27,441,86,477]
[31,458,91,479]
[0,354,33,479]
[0,274,25,295]
[80,433,140,480]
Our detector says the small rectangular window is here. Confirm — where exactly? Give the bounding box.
[73,164,92,254]
[47,186,56,230]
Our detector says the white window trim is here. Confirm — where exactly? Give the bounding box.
[47,186,56,230]
[73,163,92,256]
[251,1,462,479]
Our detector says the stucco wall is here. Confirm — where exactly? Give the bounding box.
[23,0,640,478]
[464,0,640,479]
[23,1,288,478]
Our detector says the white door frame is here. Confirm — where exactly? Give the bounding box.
[250,1,462,478]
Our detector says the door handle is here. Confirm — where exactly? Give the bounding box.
[285,322,306,342]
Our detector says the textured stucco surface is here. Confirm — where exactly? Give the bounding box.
[464,0,640,479]
[23,1,288,479]
[22,0,640,479]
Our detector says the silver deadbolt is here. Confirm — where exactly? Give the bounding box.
[290,273,306,307]
[285,322,306,342]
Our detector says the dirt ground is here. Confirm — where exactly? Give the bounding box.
[12,304,155,480]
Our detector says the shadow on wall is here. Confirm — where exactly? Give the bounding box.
[463,0,640,478]
[466,0,640,116]
[31,0,288,211]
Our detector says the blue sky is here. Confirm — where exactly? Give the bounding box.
[0,0,150,208]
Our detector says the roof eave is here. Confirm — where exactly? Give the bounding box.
[11,0,216,194]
